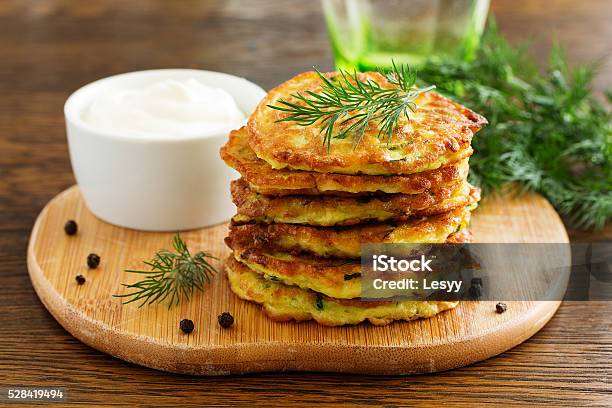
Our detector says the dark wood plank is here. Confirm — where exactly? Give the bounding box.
[1,0,610,406]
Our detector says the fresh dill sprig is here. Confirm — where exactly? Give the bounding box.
[114,234,217,308]
[418,19,612,230]
[268,61,435,151]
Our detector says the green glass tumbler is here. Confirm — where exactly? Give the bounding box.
[322,0,490,70]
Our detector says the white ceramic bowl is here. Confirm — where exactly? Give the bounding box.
[64,69,265,231]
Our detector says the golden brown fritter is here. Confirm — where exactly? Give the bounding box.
[226,256,458,326]
[231,178,479,226]
[227,206,473,258]
[248,71,486,175]
[230,228,472,299]
[221,127,470,196]
[233,249,360,299]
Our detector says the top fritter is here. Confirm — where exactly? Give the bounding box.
[248,71,487,176]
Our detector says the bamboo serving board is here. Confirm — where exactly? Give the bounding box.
[28,186,569,375]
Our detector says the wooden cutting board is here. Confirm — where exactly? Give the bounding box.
[27,186,568,375]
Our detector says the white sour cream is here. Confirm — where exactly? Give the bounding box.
[82,78,246,139]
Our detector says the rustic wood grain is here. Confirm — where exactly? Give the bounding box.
[26,186,566,375]
[1,0,611,406]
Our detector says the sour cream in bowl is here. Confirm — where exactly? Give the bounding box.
[83,78,246,139]
[65,69,265,231]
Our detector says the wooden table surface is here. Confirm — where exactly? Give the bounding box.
[1,0,610,406]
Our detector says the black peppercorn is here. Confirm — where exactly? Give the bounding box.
[75,275,86,285]
[64,220,78,235]
[87,253,100,269]
[468,283,482,299]
[179,319,194,334]
[218,312,234,328]
[468,277,483,299]
[496,302,507,314]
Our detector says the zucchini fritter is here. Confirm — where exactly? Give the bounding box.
[227,206,473,258]
[230,229,472,299]
[226,257,458,326]
[221,127,470,196]
[248,71,486,175]
[231,178,479,226]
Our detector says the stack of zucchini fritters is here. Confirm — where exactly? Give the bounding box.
[220,71,487,326]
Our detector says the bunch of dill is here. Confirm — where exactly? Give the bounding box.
[417,21,612,230]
